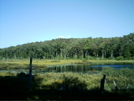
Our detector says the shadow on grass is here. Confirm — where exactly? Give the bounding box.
[0,72,133,100]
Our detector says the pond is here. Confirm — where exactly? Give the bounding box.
[45,63,134,73]
[0,62,134,74]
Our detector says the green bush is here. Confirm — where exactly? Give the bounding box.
[95,57,101,60]
[131,56,134,60]
[85,56,94,60]
[108,57,115,60]
[115,56,124,60]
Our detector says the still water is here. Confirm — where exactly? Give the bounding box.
[0,63,134,74]
[46,63,134,73]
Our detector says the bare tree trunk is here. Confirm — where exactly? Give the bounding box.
[102,50,104,59]
[113,81,119,91]
[111,50,113,58]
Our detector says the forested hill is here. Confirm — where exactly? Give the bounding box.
[0,33,134,60]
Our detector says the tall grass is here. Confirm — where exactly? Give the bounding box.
[102,66,134,89]
[34,72,102,90]
[0,59,134,99]
[0,58,133,71]
[0,70,134,100]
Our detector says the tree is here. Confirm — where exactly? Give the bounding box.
[124,47,131,59]
[0,33,133,59]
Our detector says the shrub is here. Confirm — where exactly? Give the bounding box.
[131,56,134,60]
[115,56,124,60]
[85,56,94,60]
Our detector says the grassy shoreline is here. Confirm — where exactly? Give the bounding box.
[0,70,134,100]
[0,59,134,99]
[1,59,134,65]
[0,59,133,70]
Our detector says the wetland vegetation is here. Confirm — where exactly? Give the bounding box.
[0,59,134,100]
[0,33,134,100]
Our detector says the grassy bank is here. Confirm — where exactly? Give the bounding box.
[0,58,134,100]
[0,59,134,70]
[0,70,134,100]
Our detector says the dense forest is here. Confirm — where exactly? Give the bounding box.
[0,33,134,60]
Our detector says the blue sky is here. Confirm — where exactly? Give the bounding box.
[0,0,134,48]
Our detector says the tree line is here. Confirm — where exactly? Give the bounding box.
[0,33,134,60]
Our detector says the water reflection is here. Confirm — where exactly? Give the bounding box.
[90,64,134,68]
[47,64,102,73]
[0,63,134,74]
[47,63,134,73]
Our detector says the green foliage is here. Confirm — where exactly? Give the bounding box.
[87,69,100,74]
[102,66,134,94]
[131,56,134,60]
[0,70,134,99]
[124,47,131,59]
[102,66,134,77]
[115,56,124,60]
[0,63,28,70]
[85,56,94,60]
[0,33,134,59]
[102,66,115,76]
[119,68,134,78]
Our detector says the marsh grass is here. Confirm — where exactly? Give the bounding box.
[102,66,134,90]
[0,59,134,99]
[0,71,134,100]
[87,69,100,74]
[34,72,102,90]
[1,59,133,70]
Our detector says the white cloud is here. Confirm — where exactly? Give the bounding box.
[58,36,65,38]
[57,35,71,38]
